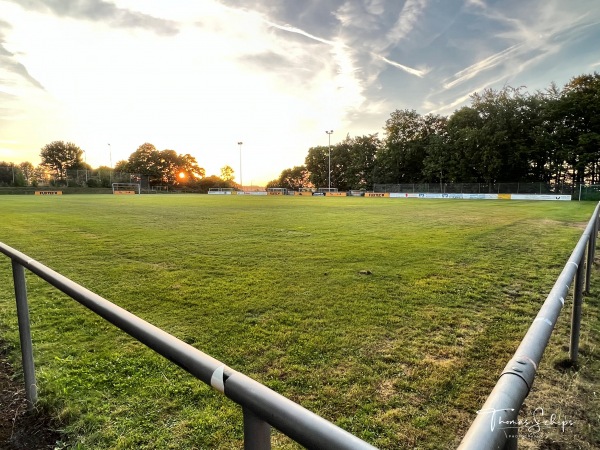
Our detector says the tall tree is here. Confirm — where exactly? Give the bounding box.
[267,165,311,190]
[114,160,129,172]
[0,162,15,186]
[122,143,205,187]
[378,110,445,184]
[40,141,85,180]
[444,106,484,183]
[220,165,235,182]
[305,146,330,188]
[157,150,181,185]
[346,134,380,190]
[19,162,35,186]
[178,154,205,181]
[328,139,354,191]
[126,143,160,178]
[555,73,600,185]
[469,87,537,183]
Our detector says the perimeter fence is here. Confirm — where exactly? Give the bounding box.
[51,170,150,189]
[374,182,572,195]
[0,166,150,189]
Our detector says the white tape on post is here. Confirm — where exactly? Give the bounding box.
[210,365,226,393]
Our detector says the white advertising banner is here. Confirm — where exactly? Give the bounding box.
[388,193,569,201]
[511,194,571,201]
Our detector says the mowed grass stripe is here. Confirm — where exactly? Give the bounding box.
[0,195,595,449]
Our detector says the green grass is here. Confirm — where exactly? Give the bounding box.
[0,195,597,449]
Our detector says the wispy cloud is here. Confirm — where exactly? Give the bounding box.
[426,0,600,115]
[6,0,179,35]
[376,55,428,77]
[0,20,44,90]
[265,17,427,78]
[386,0,429,44]
[265,21,337,46]
[426,74,510,115]
[464,0,486,8]
[443,43,524,89]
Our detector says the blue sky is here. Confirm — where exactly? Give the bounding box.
[1,0,599,184]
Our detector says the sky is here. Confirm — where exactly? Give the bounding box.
[1,0,599,185]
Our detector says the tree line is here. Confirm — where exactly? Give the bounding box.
[1,142,238,192]
[268,73,600,191]
[3,72,598,192]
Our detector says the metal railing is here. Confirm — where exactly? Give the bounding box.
[458,202,600,449]
[0,242,376,450]
[2,203,598,449]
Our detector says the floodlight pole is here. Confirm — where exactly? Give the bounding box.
[238,141,243,191]
[108,143,112,184]
[326,130,333,190]
[83,150,88,182]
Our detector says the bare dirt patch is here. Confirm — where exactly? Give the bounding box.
[0,349,62,450]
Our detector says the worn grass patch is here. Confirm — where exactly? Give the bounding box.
[0,195,597,449]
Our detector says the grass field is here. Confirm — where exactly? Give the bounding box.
[0,195,598,449]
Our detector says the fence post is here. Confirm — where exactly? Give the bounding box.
[585,216,597,293]
[569,252,586,364]
[11,260,38,409]
[243,408,271,450]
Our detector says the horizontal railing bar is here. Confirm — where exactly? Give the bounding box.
[0,242,224,384]
[0,242,377,450]
[458,202,600,449]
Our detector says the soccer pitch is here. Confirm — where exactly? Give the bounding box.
[0,195,597,449]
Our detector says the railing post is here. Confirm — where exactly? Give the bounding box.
[585,214,597,293]
[569,252,586,364]
[243,407,271,450]
[11,260,38,409]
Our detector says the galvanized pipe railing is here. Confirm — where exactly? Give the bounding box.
[0,242,376,450]
[458,202,600,449]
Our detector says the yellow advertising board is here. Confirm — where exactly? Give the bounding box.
[114,191,136,195]
[364,192,390,198]
[325,192,347,197]
[35,191,62,195]
[498,193,511,200]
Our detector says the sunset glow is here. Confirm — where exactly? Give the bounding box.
[1,1,599,184]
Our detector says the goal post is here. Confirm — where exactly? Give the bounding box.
[112,183,141,195]
[267,187,288,196]
[208,188,235,195]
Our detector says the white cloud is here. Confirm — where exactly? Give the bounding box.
[426,0,600,116]
[1,0,599,180]
[0,1,378,181]
[386,0,429,44]
[443,43,524,89]
[376,55,429,78]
